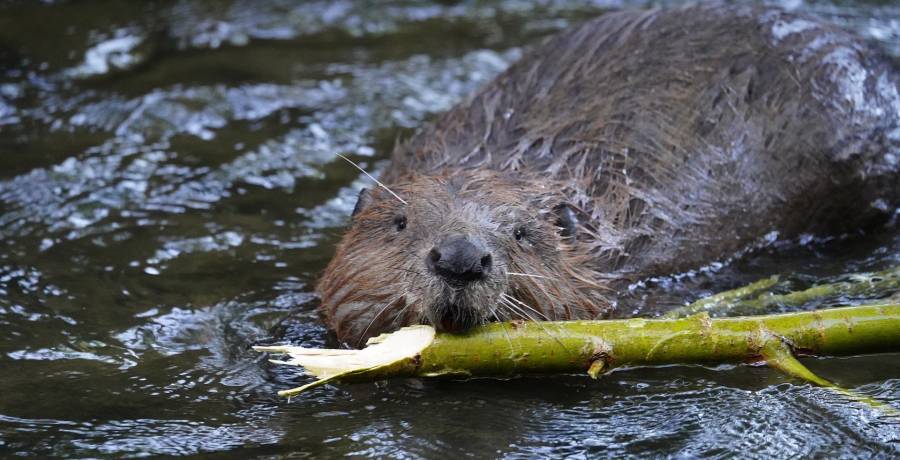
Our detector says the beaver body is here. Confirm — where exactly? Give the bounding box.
[319,4,900,345]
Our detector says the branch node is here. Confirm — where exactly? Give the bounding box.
[587,358,607,379]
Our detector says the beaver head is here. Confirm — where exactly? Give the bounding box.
[317,169,608,345]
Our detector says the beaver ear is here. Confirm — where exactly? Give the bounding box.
[351,188,373,219]
[553,203,578,238]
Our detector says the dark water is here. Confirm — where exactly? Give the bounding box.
[0,0,898,457]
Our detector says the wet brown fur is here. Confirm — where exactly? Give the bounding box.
[319,3,900,345]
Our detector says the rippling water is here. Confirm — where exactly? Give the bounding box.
[0,0,898,457]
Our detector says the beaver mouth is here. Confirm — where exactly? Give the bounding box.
[433,300,482,333]
[425,268,506,334]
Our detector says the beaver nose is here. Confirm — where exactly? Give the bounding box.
[427,235,492,284]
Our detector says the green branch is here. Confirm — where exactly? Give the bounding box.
[256,303,900,400]
[664,266,900,318]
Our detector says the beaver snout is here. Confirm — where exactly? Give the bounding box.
[426,235,493,285]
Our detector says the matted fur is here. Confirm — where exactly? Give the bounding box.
[320,3,899,345]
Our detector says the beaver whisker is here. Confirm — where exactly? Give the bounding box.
[498,297,567,349]
[507,272,556,280]
[501,293,551,321]
[335,152,407,205]
[497,297,532,322]
[499,297,550,331]
[502,301,533,325]
[389,298,416,330]
[356,293,406,347]
[492,310,515,351]
[393,266,425,277]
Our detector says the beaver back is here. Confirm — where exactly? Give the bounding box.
[387,3,900,281]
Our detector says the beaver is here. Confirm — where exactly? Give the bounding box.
[317,3,900,345]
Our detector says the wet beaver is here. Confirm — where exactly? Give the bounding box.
[318,3,900,345]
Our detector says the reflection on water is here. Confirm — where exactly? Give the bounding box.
[0,0,898,457]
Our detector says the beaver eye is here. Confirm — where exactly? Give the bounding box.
[393,214,407,232]
[514,225,526,241]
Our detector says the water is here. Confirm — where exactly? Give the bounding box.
[0,0,898,457]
